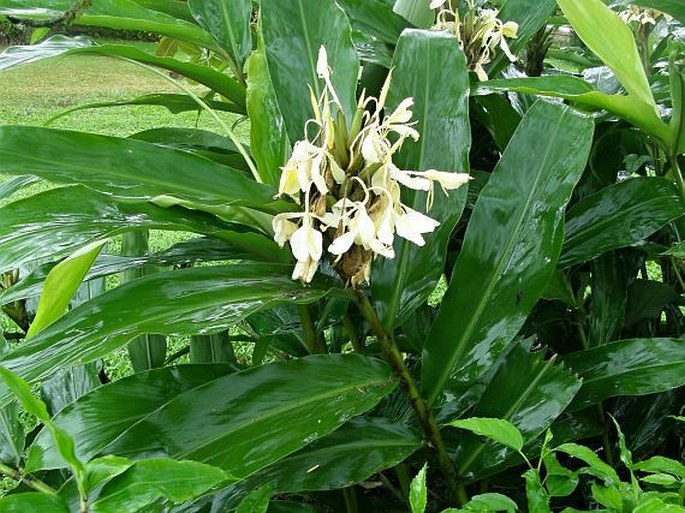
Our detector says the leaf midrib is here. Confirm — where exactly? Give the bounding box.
[428,106,572,404]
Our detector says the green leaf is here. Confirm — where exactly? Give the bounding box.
[336,0,408,45]
[28,365,235,471]
[0,399,24,468]
[634,456,685,479]
[422,101,594,405]
[0,175,38,202]
[229,417,421,497]
[556,0,656,108]
[91,459,228,513]
[0,264,332,407]
[543,452,580,497]
[663,241,685,258]
[523,469,551,513]
[448,418,524,452]
[72,44,246,108]
[0,35,92,71]
[474,77,671,147]
[0,186,243,275]
[588,253,630,347]
[670,52,685,155]
[0,493,69,513]
[452,342,582,477]
[0,127,285,213]
[591,483,623,510]
[554,443,620,484]
[563,338,685,410]
[188,0,251,69]
[393,0,433,28]
[409,463,428,513]
[0,368,84,477]
[634,497,685,513]
[0,0,219,52]
[641,474,679,486]
[261,0,359,142]
[236,486,272,513]
[246,41,289,188]
[65,355,395,478]
[26,240,106,339]
[560,178,684,268]
[463,493,518,512]
[371,29,470,330]
[40,364,101,417]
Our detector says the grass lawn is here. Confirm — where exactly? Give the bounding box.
[0,41,252,380]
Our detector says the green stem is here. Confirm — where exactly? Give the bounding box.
[343,311,365,353]
[354,291,468,506]
[0,462,56,495]
[671,154,685,204]
[298,305,327,354]
[342,487,359,513]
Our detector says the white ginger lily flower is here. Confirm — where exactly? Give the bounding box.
[395,206,441,247]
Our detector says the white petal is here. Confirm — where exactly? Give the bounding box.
[316,46,330,80]
[355,207,376,247]
[396,221,426,246]
[328,230,356,255]
[430,0,447,8]
[369,239,395,259]
[403,208,441,234]
[290,225,311,262]
[392,169,431,191]
[272,216,299,247]
[306,224,323,261]
[423,170,472,190]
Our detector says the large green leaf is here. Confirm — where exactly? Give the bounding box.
[372,30,470,331]
[0,493,69,513]
[557,0,656,108]
[0,0,219,51]
[0,337,23,468]
[238,417,421,494]
[0,264,333,407]
[0,127,284,213]
[421,101,594,405]
[559,178,684,268]
[0,175,38,201]
[474,76,671,147]
[393,0,433,28]
[188,0,251,70]
[35,356,396,480]
[563,338,685,410]
[261,0,359,143]
[26,240,106,338]
[588,252,630,347]
[336,0,408,45]
[29,365,234,470]
[246,42,289,189]
[0,35,91,71]
[450,342,582,479]
[73,44,246,108]
[0,186,241,274]
[91,459,228,513]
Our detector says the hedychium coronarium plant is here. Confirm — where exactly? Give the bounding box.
[430,0,519,80]
[273,47,470,286]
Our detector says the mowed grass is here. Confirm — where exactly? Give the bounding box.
[0,42,252,379]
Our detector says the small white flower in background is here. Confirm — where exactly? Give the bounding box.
[619,6,665,26]
[432,0,519,81]
[274,46,470,286]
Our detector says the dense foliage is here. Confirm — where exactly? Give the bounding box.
[0,0,683,512]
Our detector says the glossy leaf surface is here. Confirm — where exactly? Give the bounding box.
[0,0,218,51]
[563,338,685,410]
[560,178,684,268]
[261,0,359,142]
[0,175,38,201]
[91,459,228,513]
[43,356,395,479]
[422,101,594,405]
[246,43,289,188]
[336,0,408,45]
[188,0,251,68]
[26,240,105,338]
[557,0,655,108]
[0,186,238,274]
[372,30,470,331]
[475,77,670,146]
[0,35,91,71]
[0,264,332,407]
[0,493,69,513]
[236,417,421,495]
[449,418,524,452]
[409,463,427,513]
[451,342,581,478]
[29,365,234,471]
[0,127,283,212]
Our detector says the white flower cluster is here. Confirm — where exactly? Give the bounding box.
[273,47,470,286]
[431,0,519,81]
[619,6,665,26]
